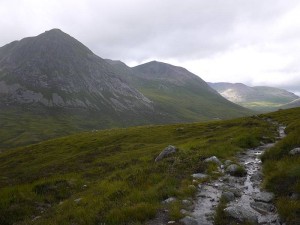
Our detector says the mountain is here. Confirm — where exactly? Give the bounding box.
[280,98,300,109]
[209,82,299,111]
[106,60,252,121]
[0,29,252,149]
[0,29,166,148]
[0,29,154,112]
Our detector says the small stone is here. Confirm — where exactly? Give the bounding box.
[168,221,176,224]
[289,147,300,155]
[290,193,299,200]
[155,145,176,162]
[162,197,176,204]
[180,216,198,225]
[250,201,275,213]
[222,191,235,202]
[224,206,258,224]
[253,192,274,203]
[204,156,222,165]
[192,173,208,179]
[250,172,263,182]
[74,198,82,203]
[180,209,189,215]
[224,160,233,167]
[32,216,41,222]
[182,199,192,206]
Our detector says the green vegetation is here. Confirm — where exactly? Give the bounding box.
[0,106,169,150]
[240,101,283,112]
[262,107,300,224]
[0,115,276,225]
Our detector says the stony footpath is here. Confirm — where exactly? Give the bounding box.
[177,124,286,225]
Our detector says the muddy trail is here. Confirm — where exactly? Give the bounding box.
[183,124,286,225]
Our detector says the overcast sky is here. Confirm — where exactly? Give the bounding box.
[1,0,300,95]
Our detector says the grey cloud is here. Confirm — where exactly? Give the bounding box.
[0,0,300,94]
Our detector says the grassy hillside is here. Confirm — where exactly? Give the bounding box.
[262,107,300,224]
[0,113,279,225]
[0,106,172,150]
[1,108,299,225]
[132,78,252,121]
[130,62,252,121]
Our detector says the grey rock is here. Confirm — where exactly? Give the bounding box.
[224,160,233,167]
[162,197,176,204]
[222,191,235,202]
[253,192,274,203]
[250,172,263,182]
[250,201,275,213]
[182,199,192,206]
[289,147,300,155]
[204,156,222,165]
[180,209,189,215]
[155,145,176,162]
[223,187,242,197]
[179,216,198,225]
[225,164,246,176]
[32,216,42,222]
[74,198,82,203]
[192,173,208,179]
[226,164,239,173]
[224,206,258,224]
[290,193,299,200]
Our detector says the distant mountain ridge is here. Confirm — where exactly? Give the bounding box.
[107,60,252,121]
[209,82,299,111]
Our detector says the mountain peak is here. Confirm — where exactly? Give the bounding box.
[132,60,203,85]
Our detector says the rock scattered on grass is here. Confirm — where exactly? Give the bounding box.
[162,197,176,204]
[191,173,208,179]
[155,145,176,162]
[225,164,247,177]
[289,147,300,155]
[204,156,222,165]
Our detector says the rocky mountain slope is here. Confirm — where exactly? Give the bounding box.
[0,29,252,148]
[0,29,167,148]
[107,60,252,121]
[209,82,299,111]
[0,29,154,113]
